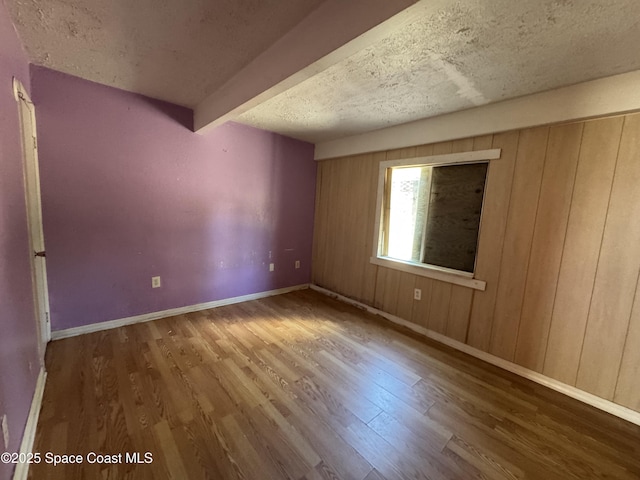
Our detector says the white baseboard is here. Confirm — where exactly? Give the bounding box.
[13,367,47,480]
[51,284,310,340]
[310,284,640,427]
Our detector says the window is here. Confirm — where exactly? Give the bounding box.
[371,149,501,290]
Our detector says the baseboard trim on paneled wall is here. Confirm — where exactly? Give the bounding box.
[309,284,640,427]
[13,367,47,480]
[51,284,310,341]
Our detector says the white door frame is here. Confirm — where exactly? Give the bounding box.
[13,78,51,365]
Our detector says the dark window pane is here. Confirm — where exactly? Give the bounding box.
[422,163,488,272]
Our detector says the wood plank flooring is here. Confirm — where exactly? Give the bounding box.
[30,289,640,480]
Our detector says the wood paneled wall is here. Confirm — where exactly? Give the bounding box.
[312,112,640,413]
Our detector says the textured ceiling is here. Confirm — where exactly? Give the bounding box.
[7,0,640,142]
[7,0,325,107]
[238,0,640,142]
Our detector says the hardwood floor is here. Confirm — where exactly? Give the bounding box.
[30,289,640,479]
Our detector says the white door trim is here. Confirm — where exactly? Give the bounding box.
[13,78,51,364]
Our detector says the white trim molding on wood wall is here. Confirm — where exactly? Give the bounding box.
[314,69,640,160]
[309,284,640,428]
[51,284,310,340]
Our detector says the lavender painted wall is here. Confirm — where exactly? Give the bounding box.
[0,2,40,479]
[31,66,316,331]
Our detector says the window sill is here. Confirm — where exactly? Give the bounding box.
[370,256,486,291]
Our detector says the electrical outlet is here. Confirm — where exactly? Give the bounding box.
[295,260,300,269]
[414,288,422,301]
[2,414,8,450]
[151,276,161,288]
[269,263,275,272]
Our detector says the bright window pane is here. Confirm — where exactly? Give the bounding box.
[387,166,430,261]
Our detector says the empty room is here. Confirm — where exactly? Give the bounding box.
[2,0,640,479]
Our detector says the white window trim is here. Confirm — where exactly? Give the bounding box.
[371,148,502,291]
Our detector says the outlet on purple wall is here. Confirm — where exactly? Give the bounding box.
[30,66,317,332]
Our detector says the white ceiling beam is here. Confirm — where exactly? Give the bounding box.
[194,0,418,133]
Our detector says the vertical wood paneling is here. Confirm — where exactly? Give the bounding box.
[381,268,402,315]
[396,272,416,321]
[447,286,474,342]
[311,113,640,414]
[334,157,358,296]
[543,117,623,384]
[323,160,342,291]
[615,278,640,410]
[362,152,386,305]
[345,155,375,302]
[312,160,328,287]
[355,154,376,302]
[313,153,380,304]
[322,159,342,293]
[411,276,433,329]
[514,123,583,371]
[467,131,517,350]
[577,113,640,399]
[451,138,475,153]
[311,162,326,285]
[414,144,435,159]
[335,157,357,297]
[488,128,548,360]
[427,280,452,334]
[373,266,388,311]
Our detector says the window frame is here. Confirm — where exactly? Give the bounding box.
[370,148,502,291]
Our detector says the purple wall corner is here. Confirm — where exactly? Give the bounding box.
[0,3,41,480]
[30,67,317,331]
